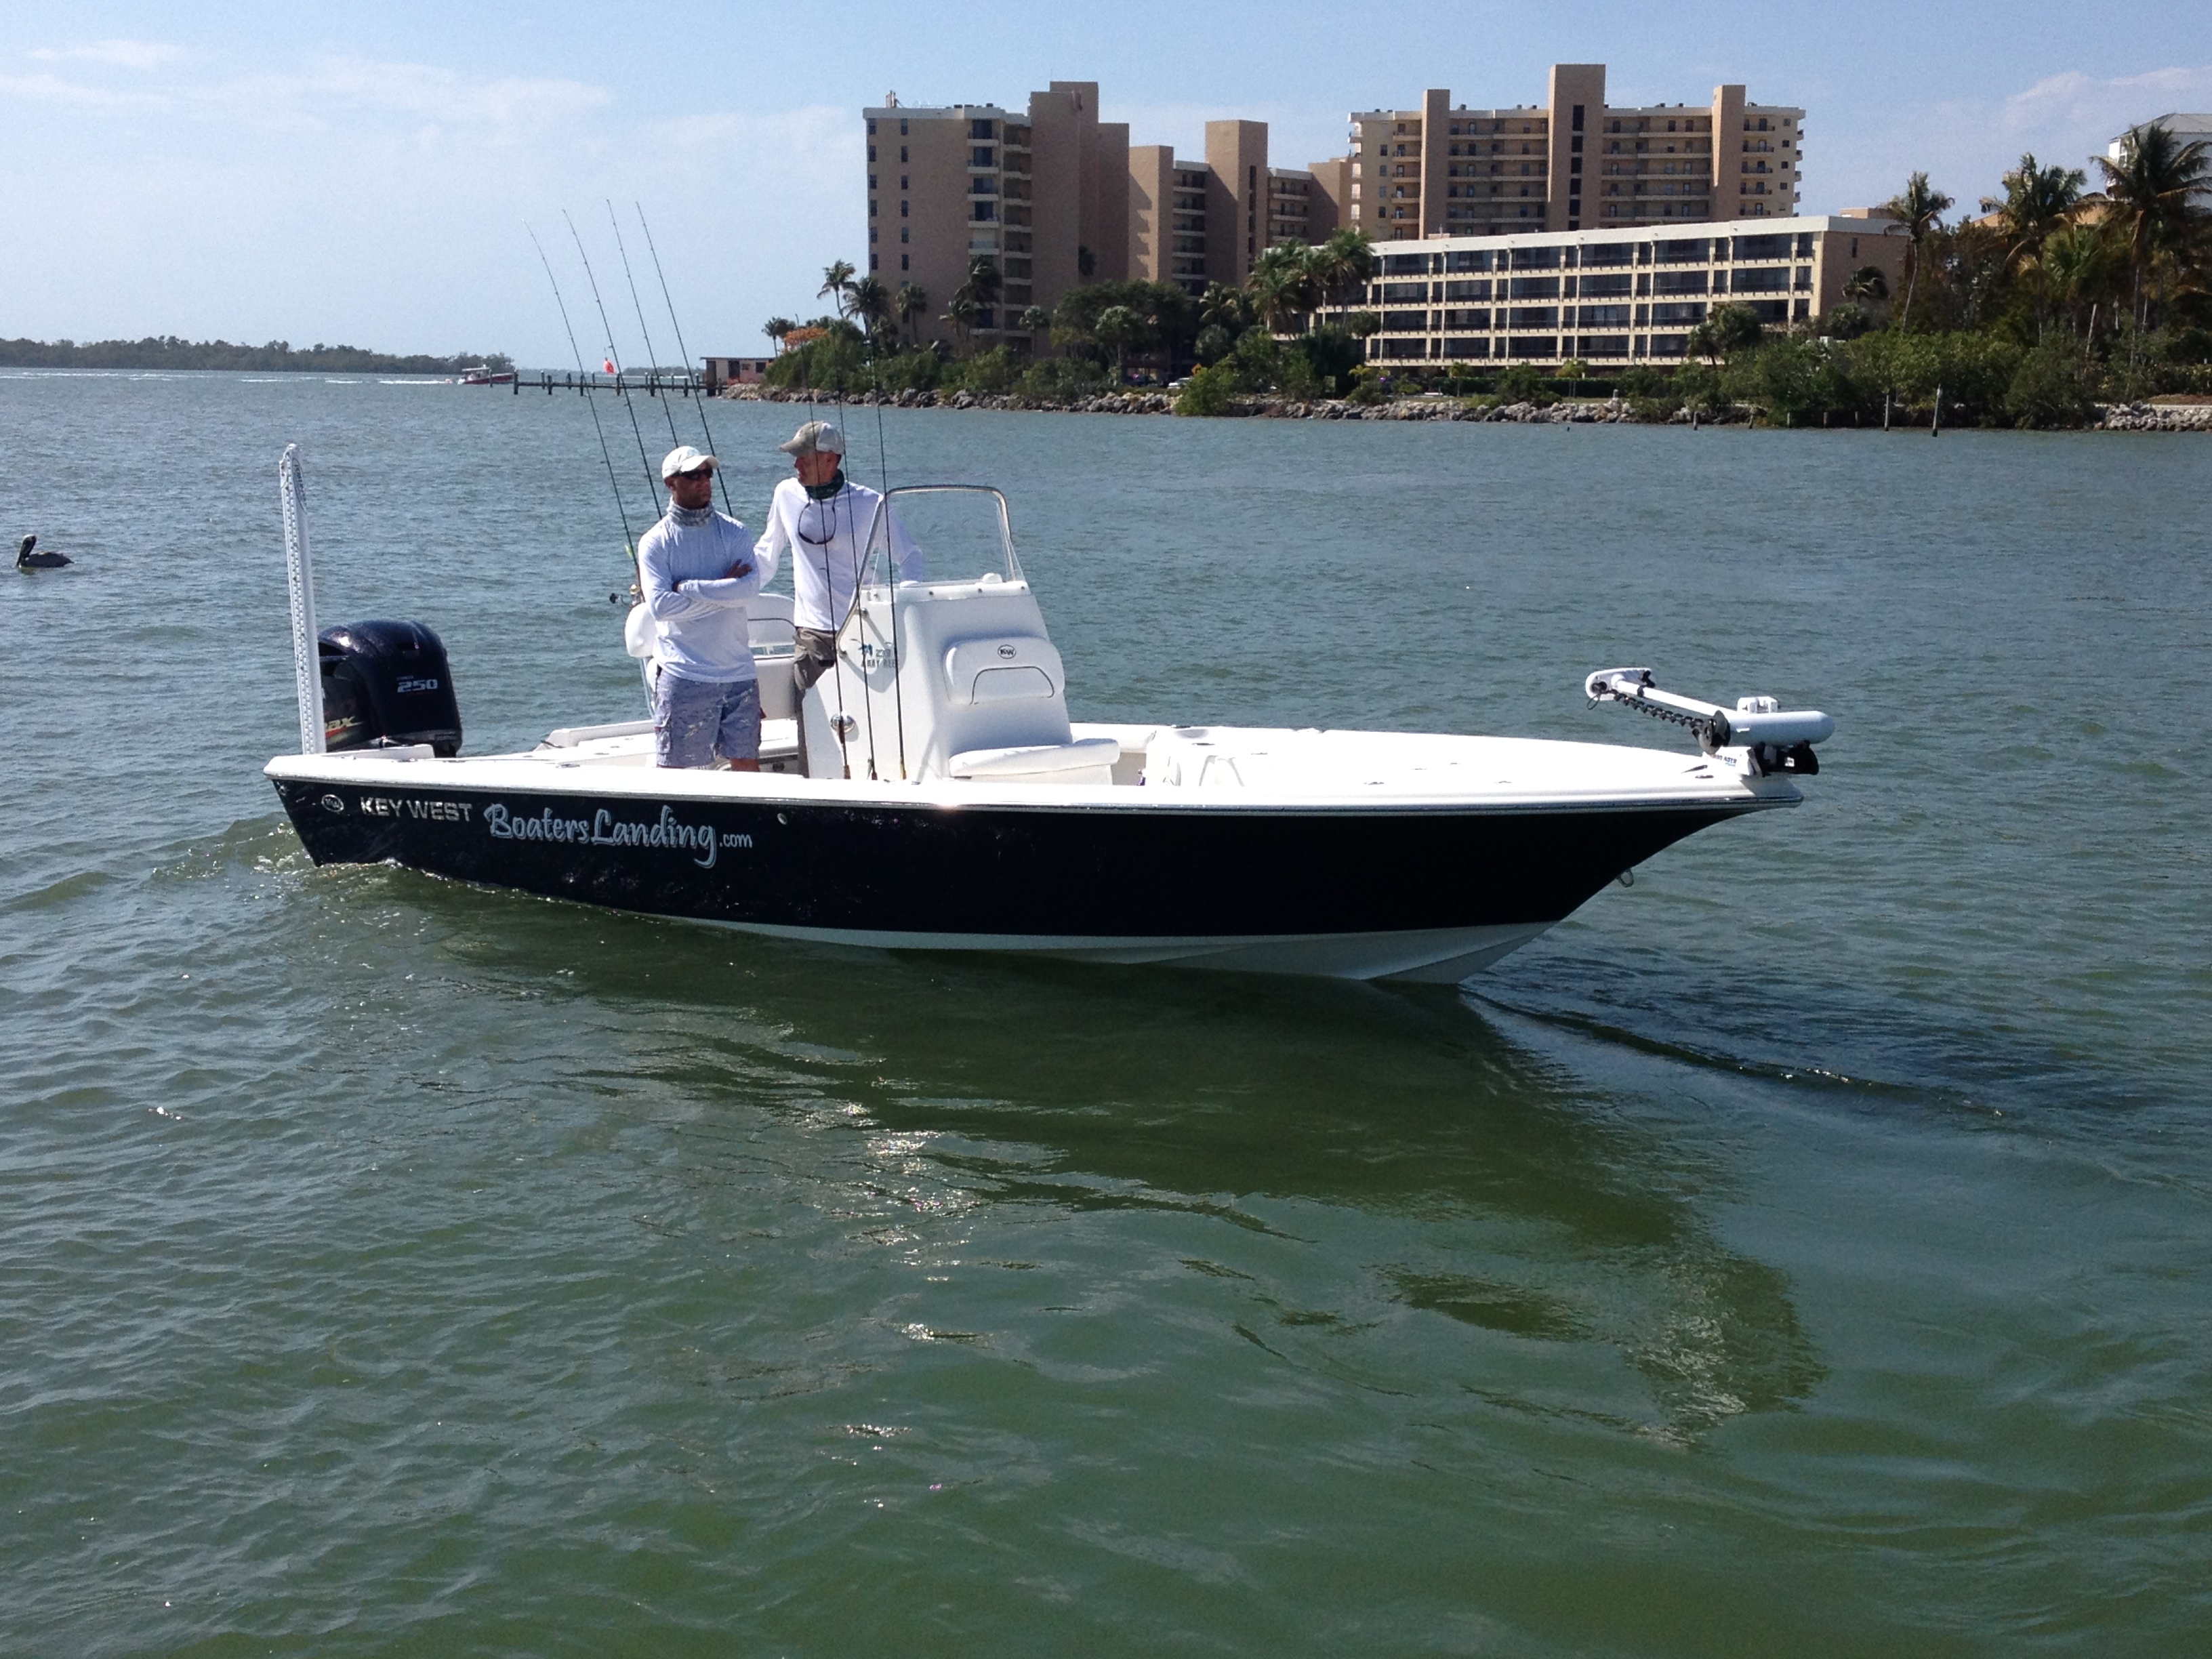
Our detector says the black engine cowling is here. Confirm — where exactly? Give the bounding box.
[319,620,462,756]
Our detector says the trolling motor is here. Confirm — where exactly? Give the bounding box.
[1585,668,1832,777]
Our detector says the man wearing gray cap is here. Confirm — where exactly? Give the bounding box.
[637,445,764,769]
[752,422,922,715]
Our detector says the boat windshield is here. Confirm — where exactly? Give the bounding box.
[861,484,1023,588]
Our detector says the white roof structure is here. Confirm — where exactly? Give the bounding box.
[2108,114,2212,204]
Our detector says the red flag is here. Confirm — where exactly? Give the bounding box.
[602,358,615,374]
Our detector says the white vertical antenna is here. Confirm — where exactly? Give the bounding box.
[280,444,325,754]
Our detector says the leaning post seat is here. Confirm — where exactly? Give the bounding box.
[747,592,798,722]
[804,573,1107,783]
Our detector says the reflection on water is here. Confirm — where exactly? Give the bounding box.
[405,858,1824,1444]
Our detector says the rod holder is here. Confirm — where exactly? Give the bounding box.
[281,444,324,754]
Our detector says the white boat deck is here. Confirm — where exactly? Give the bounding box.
[266,718,1800,816]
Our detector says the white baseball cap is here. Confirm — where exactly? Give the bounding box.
[661,445,717,480]
[777,420,845,456]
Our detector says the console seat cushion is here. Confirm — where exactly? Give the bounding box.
[949,737,1122,783]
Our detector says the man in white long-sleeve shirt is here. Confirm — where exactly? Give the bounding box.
[637,445,764,769]
[752,421,922,705]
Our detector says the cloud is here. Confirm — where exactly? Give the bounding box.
[184,55,613,140]
[30,39,185,70]
[0,71,165,108]
[2002,64,2212,139]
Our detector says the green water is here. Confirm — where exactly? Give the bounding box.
[3,372,2208,1654]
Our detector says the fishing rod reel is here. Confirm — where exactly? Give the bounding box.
[1585,667,1833,777]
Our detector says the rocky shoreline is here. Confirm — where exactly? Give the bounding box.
[720,383,2212,431]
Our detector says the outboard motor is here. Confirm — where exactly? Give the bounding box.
[319,620,463,756]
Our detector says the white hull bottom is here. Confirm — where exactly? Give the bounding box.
[695,918,1557,983]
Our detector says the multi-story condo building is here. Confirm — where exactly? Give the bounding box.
[862,68,1812,350]
[1340,65,1804,241]
[1326,212,1906,370]
[1130,122,1343,296]
[864,83,1128,348]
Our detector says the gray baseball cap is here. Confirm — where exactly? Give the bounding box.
[777,419,846,456]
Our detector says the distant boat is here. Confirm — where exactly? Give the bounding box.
[459,366,516,386]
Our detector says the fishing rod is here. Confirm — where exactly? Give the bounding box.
[607,199,685,455]
[527,223,636,570]
[635,202,734,518]
[563,209,658,501]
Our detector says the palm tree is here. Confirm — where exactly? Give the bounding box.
[1842,266,1889,317]
[1019,305,1051,350]
[1091,305,1144,381]
[941,294,979,352]
[1246,243,1323,335]
[894,285,928,346]
[1983,152,2087,267]
[817,260,857,312]
[1685,302,1763,363]
[1200,281,1255,336]
[1884,171,1954,329]
[2095,121,2212,350]
[845,274,893,340]
[762,316,796,352]
[1307,227,1377,326]
[2036,220,2116,348]
[961,255,1003,308]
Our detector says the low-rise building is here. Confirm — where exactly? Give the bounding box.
[701,356,774,388]
[1331,213,1907,369]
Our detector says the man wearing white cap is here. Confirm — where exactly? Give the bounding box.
[636,445,765,769]
[752,422,922,717]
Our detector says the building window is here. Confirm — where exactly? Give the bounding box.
[867,121,877,136]
[901,227,909,243]
[899,119,908,136]
[900,201,908,216]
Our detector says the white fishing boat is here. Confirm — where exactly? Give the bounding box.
[264,450,1835,981]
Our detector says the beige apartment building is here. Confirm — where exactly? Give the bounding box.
[1344,65,1804,241]
[1326,213,1907,370]
[861,66,1814,350]
[864,83,1128,348]
[1129,123,1343,296]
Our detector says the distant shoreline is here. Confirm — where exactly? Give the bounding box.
[719,383,2212,432]
[0,337,512,376]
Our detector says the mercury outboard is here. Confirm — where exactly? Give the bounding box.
[17,535,71,570]
[318,620,463,756]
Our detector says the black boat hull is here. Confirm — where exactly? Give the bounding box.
[270,775,1749,978]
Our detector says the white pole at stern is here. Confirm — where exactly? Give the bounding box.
[279,444,325,754]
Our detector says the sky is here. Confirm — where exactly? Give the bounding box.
[2,0,2208,367]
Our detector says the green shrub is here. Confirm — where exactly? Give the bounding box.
[1494,363,1551,405]
[1174,364,1236,416]
[1015,356,1107,402]
[1345,366,1388,405]
[2005,340,2097,429]
[944,346,1018,395]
